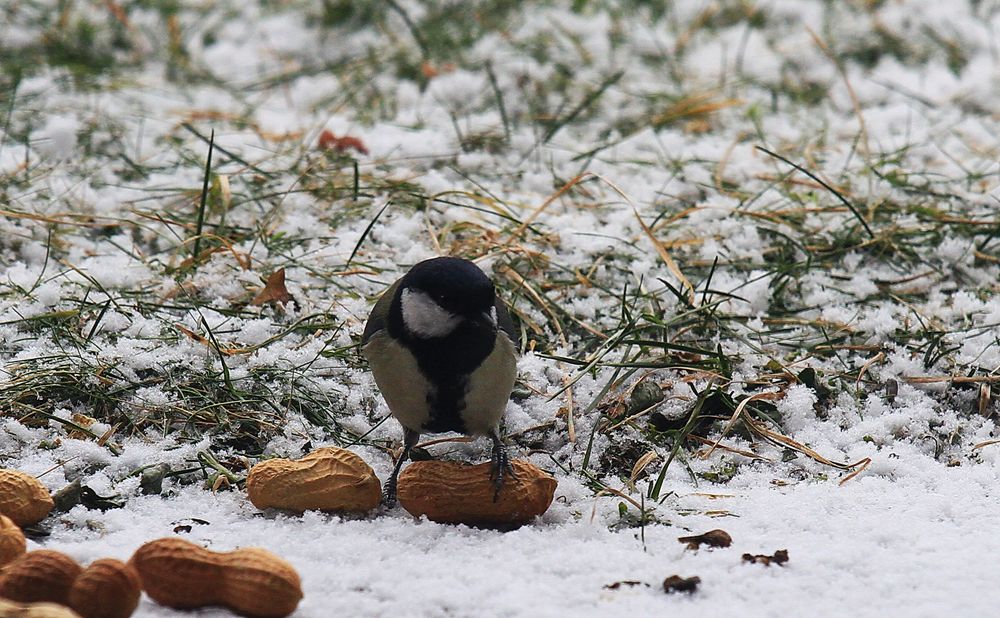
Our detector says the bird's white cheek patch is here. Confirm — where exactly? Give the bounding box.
[401,288,460,338]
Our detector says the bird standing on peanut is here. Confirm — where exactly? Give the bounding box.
[362,257,519,506]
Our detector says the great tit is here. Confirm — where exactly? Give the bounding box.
[362,256,519,505]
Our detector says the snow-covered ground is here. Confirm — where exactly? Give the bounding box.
[2,1,1000,616]
[10,438,1000,617]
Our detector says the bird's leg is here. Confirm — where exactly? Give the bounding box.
[488,428,516,503]
[383,428,420,507]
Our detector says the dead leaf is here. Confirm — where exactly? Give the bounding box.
[71,413,95,428]
[140,463,171,495]
[662,575,701,594]
[79,485,125,511]
[257,129,304,142]
[161,280,200,301]
[175,323,211,346]
[420,61,456,79]
[210,474,230,493]
[68,413,97,439]
[96,423,119,447]
[174,323,252,356]
[742,549,789,566]
[251,268,292,306]
[171,518,210,534]
[683,118,713,133]
[318,129,369,155]
[421,61,439,79]
[52,479,82,512]
[678,529,732,550]
[603,581,648,590]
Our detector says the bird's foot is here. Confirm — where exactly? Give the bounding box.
[382,429,418,510]
[381,479,399,508]
[488,435,517,503]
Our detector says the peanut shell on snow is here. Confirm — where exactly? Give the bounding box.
[0,550,82,605]
[246,447,381,513]
[397,459,557,526]
[0,470,54,527]
[67,558,142,618]
[129,537,302,618]
[0,514,27,568]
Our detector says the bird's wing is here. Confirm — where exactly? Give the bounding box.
[361,279,401,345]
[495,297,518,347]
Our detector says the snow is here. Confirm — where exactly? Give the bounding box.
[2,0,1000,616]
[32,114,80,160]
[11,448,1000,617]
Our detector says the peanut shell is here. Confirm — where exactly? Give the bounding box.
[398,459,557,526]
[0,514,27,568]
[246,447,380,513]
[0,597,82,618]
[67,558,141,618]
[0,470,54,527]
[0,550,82,605]
[129,537,302,618]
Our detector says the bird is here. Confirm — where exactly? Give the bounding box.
[361,256,519,506]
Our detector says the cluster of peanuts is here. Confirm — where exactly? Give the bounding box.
[1,448,556,616]
[245,446,557,526]
[0,470,301,618]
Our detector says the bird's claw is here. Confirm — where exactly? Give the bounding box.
[382,429,418,510]
[489,439,516,503]
[381,481,399,508]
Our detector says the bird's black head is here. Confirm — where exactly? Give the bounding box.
[394,257,498,339]
[404,257,495,315]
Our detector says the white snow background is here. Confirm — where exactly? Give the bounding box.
[2,1,1000,617]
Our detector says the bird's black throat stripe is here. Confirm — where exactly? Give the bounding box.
[387,306,496,434]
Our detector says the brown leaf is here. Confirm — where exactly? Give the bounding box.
[251,268,292,306]
[599,399,627,419]
[420,61,456,79]
[257,129,304,143]
[678,529,732,550]
[68,413,97,439]
[420,61,439,79]
[175,323,210,346]
[317,129,369,155]
[161,280,199,301]
[96,423,119,447]
[662,575,701,594]
[210,474,230,493]
[742,549,789,566]
[603,581,647,590]
[173,323,251,356]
